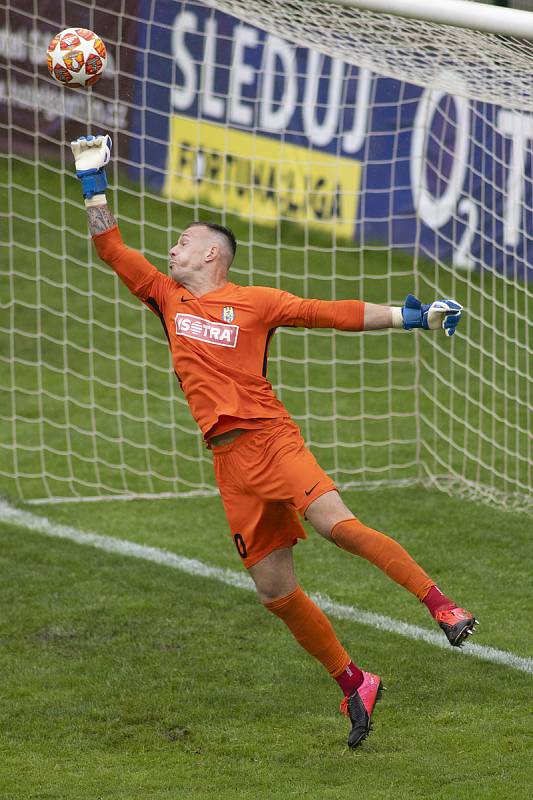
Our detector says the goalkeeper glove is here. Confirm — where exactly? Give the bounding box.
[70,134,112,202]
[393,294,463,337]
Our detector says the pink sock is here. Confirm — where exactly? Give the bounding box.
[335,660,364,696]
[423,585,455,619]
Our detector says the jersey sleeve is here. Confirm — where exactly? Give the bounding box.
[256,287,365,331]
[93,225,173,312]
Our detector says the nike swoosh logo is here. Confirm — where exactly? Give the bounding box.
[304,482,320,496]
[181,296,194,302]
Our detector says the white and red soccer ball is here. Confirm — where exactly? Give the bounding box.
[47,27,107,88]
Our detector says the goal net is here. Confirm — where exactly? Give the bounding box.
[1,0,531,513]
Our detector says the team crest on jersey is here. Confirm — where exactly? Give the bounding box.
[222,306,235,323]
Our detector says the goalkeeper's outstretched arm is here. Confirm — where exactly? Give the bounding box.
[70,134,116,233]
[269,291,463,338]
[86,203,117,237]
[70,133,119,234]
[70,134,163,301]
[362,304,393,330]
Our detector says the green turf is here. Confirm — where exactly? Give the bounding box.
[1,156,530,508]
[0,488,532,799]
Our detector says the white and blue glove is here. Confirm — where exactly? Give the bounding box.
[393,294,463,337]
[70,134,112,201]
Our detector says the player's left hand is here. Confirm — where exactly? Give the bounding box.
[401,294,463,336]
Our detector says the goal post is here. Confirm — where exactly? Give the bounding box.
[1,0,531,513]
[332,0,533,38]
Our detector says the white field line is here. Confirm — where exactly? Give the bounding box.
[1,499,531,676]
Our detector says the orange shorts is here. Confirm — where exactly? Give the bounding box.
[212,418,337,568]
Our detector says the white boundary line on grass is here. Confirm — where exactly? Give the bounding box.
[1,499,531,676]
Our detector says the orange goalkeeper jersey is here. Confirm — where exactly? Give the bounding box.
[94,226,365,439]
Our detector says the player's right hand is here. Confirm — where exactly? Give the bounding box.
[71,134,112,172]
[70,134,112,199]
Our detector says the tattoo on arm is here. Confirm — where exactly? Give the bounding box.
[86,204,117,236]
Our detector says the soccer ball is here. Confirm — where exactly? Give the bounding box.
[47,28,107,88]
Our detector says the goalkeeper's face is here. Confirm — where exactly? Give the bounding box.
[169,225,231,284]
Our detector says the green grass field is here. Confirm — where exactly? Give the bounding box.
[0,489,532,799]
[1,155,532,797]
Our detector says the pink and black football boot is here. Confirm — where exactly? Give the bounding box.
[436,606,478,647]
[340,670,383,749]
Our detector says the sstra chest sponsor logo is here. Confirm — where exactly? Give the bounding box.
[174,313,239,348]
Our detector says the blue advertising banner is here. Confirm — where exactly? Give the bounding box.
[130,0,533,280]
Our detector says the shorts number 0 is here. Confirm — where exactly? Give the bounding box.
[233,533,247,559]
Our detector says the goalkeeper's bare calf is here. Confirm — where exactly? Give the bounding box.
[71,133,477,751]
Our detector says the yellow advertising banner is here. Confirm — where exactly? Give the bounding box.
[164,116,361,237]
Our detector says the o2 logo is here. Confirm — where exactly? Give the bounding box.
[410,73,533,271]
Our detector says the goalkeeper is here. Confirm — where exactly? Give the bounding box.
[71,134,476,750]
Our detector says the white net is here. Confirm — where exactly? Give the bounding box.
[1,0,531,513]
[210,0,533,111]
